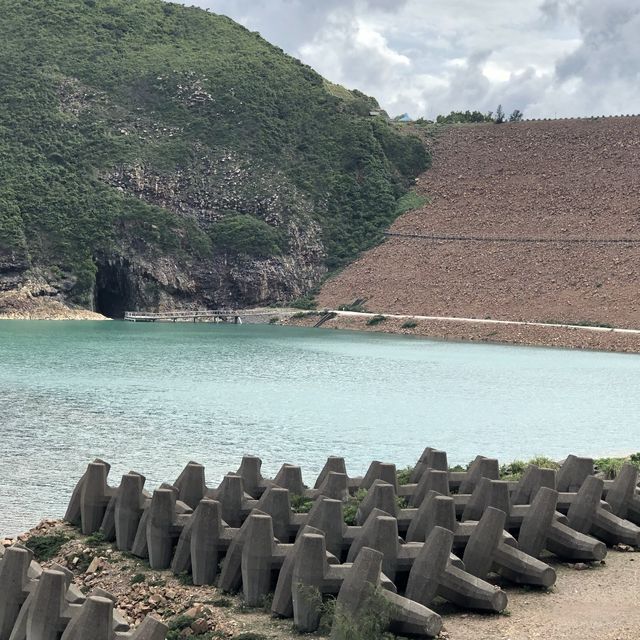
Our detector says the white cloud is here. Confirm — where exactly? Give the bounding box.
[185,0,640,119]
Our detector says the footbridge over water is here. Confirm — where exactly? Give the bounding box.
[124,309,297,323]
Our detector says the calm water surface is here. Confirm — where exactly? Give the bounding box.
[1,321,639,535]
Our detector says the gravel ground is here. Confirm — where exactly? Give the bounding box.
[318,118,640,336]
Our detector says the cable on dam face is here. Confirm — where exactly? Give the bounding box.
[383,232,640,245]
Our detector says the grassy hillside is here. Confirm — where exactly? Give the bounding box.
[0,0,428,309]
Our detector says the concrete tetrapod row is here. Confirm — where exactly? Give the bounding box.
[57,450,639,638]
[0,546,167,640]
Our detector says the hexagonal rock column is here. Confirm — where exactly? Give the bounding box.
[463,507,557,587]
[566,476,640,547]
[330,547,442,640]
[405,526,508,612]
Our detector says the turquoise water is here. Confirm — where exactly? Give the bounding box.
[1,320,639,535]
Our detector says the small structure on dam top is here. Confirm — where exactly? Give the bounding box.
[3,449,639,639]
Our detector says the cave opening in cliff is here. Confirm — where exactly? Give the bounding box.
[94,259,135,319]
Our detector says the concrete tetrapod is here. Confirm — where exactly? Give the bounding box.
[146,489,192,570]
[170,499,238,585]
[463,507,557,587]
[556,455,594,493]
[406,491,519,551]
[234,456,276,499]
[345,511,506,613]
[273,464,306,496]
[290,533,398,633]
[330,547,442,640]
[603,463,640,525]
[207,474,258,527]
[566,476,640,547]
[114,473,148,552]
[64,459,112,528]
[405,526,508,613]
[271,525,338,618]
[59,596,167,640]
[0,547,31,640]
[346,508,465,580]
[456,478,606,561]
[517,487,607,562]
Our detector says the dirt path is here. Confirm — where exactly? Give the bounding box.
[439,551,640,640]
[286,312,640,353]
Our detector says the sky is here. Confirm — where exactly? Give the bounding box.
[184,0,640,120]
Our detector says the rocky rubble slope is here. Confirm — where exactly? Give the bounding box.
[319,117,640,329]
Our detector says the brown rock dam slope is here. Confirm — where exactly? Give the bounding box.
[318,118,640,329]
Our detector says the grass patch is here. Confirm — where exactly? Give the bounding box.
[366,314,386,326]
[25,533,69,561]
[290,494,314,514]
[343,489,367,526]
[130,573,146,585]
[401,320,418,329]
[396,466,414,485]
[394,190,428,216]
[499,456,561,480]
[338,302,366,312]
[85,531,107,547]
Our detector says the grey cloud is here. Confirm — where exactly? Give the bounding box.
[556,0,640,81]
[182,0,640,119]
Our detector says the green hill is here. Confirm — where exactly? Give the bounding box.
[0,0,428,316]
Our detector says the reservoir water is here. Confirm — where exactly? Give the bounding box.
[1,320,639,536]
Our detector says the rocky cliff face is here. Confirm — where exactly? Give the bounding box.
[0,0,427,319]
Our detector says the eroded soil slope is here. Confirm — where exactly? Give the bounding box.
[319,118,640,328]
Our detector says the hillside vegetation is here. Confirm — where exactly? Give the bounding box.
[0,0,427,315]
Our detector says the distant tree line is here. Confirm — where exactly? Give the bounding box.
[416,105,524,125]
